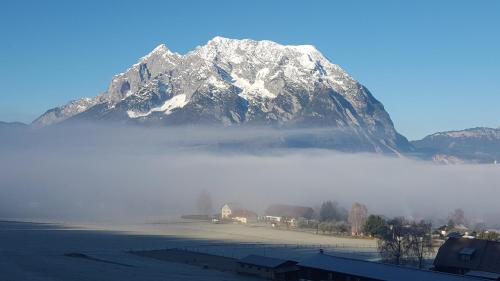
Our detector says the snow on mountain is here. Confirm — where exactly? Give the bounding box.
[412,127,500,163]
[428,127,500,140]
[32,37,411,153]
[32,98,99,127]
[127,94,188,118]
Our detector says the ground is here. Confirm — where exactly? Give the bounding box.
[0,220,378,281]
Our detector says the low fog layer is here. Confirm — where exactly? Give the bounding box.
[0,124,499,225]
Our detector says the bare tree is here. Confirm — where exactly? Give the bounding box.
[377,218,434,267]
[407,221,433,269]
[348,202,368,236]
[196,189,213,215]
[378,217,409,265]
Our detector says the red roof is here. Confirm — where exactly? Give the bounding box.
[230,209,257,218]
[265,204,314,219]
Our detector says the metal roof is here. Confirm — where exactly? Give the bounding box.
[465,271,500,280]
[238,255,296,269]
[299,253,483,281]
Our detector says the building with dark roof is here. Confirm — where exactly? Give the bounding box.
[299,252,484,281]
[434,237,500,279]
[265,204,314,219]
[237,254,299,280]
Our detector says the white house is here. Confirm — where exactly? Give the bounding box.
[265,215,282,223]
[233,216,248,224]
[220,203,257,224]
[221,204,232,219]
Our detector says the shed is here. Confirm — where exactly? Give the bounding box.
[237,254,299,280]
[299,252,484,281]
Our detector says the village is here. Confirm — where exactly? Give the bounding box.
[166,195,500,281]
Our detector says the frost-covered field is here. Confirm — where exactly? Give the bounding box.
[0,220,378,281]
[73,220,378,259]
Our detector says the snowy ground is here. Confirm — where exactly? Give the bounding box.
[0,220,378,281]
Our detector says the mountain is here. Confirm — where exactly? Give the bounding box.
[32,37,410,153]
[412,127,500,163]
[0,121,27,130]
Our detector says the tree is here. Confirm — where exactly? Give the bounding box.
[378,217,410,265]
[446,219,455,231]
[377,218,434,267]
[319,201,335,222]
[348,202,368,236]
[334,221,349,234]
[196,190,213,215]
[319,221,335,234]
[478,231,500,241]
[407,221,433,269]
[449,208,467,226]
[319,201,347,222]
[363,215,388,237]
[302,208,315,220]
[473,222,487,233]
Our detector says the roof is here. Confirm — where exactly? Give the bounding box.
[238,255,297,269]
[465,271,500,280]
[222,203,241,210]
[299,253,483,281]
[265,204,314,219]
[230,209,257,218]
[448,232,465,238]
[434,237,500,274]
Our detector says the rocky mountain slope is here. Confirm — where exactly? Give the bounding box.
[412,127,500,163]
[32,37,410,153]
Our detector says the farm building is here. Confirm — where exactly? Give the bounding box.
[237,254,299,280]
[220,203,257,224]
[298,251,484,281]
[434,237,500,279]
[264,204,314,228]
[265,204,314,220]
[221,203,233,219]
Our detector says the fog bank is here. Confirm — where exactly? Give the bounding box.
[0,125,499,225]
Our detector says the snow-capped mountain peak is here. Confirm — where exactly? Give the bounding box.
[137,43,182,66]
[32,36,410,153]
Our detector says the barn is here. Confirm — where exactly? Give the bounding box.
[237,254,299,280]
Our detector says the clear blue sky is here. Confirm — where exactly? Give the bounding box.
[0,0,498,139]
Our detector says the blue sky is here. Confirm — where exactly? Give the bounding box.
[0,0,498,139]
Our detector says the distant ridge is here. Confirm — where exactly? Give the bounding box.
[412,127,500,163]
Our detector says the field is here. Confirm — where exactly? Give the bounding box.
[0,219,378,281]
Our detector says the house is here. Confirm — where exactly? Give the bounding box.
[231,209,257,224]
[299,251,484,281]
[265,215,282,223]
[237,254,299,280]
[221,204,233,219]
[433,237,500,279]
[220,203,257,224]
[265,204,315,228]
[264,204,314,227]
